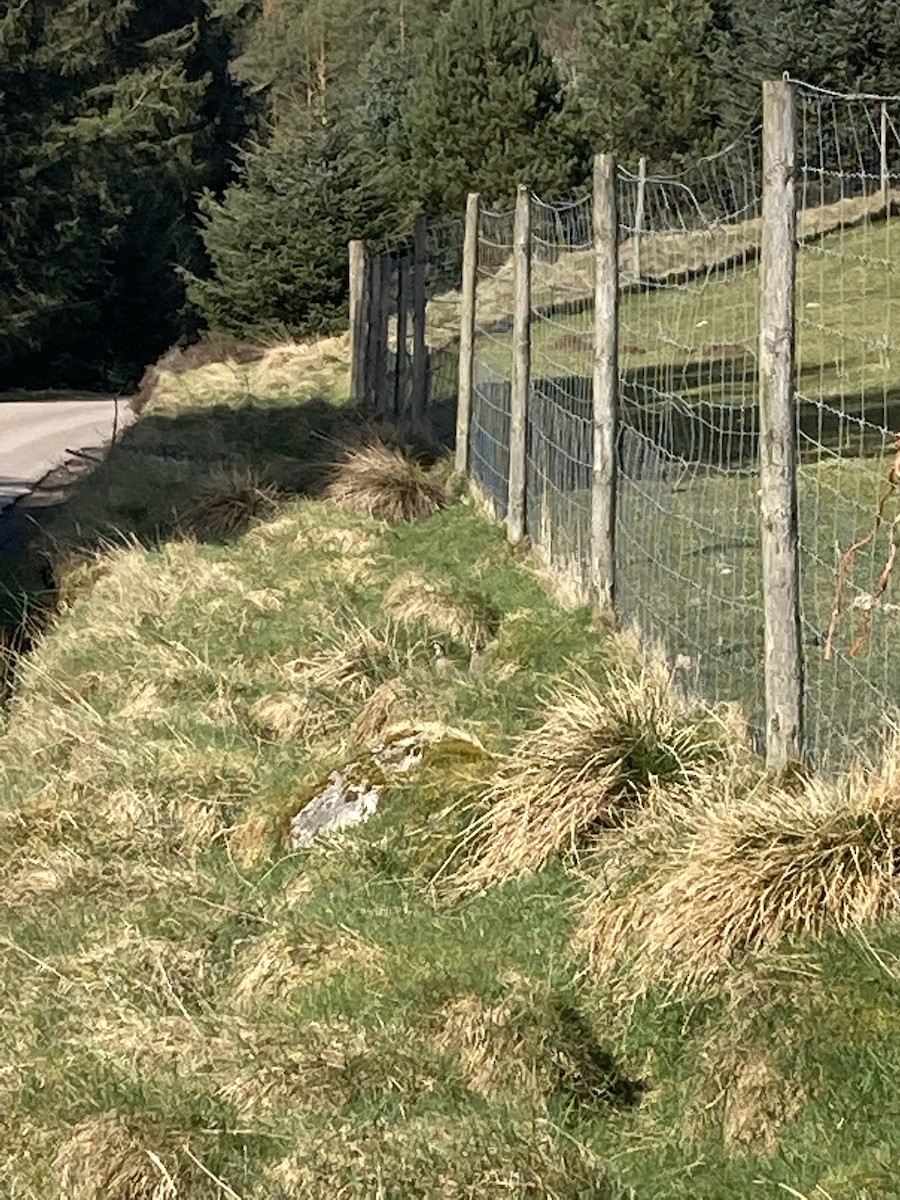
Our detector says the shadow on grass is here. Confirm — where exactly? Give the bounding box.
[0,386,458,702]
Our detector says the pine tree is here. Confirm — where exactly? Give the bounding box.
[187,116,380,337]
[0,0,242,389]
[577,0,733,171]
[404,0,587,213]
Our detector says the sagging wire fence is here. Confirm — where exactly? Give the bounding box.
[458,78,900,774]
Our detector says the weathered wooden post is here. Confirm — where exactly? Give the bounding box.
[455,192,480,475]
[591,152,619,615]
[374,252,392,414]
[633,155,647,283]
[881,102,890,212]
[394,250,410,419]
[759,78,803,768]
[411,215,428,423]
[349,239,367,406]
[507,183,531,544]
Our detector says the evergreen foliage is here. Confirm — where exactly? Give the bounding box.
[0,0,242,389]
[187,117,381,337]
[405,0,588,214]
[6,0,900,378]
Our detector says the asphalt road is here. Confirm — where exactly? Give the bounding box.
[0,394,128,513]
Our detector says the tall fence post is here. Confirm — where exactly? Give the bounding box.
[456,192,480,475]
[881,102,890,211]
[411,215,428,424]
[394,250,410,419]
[374,253,392,414]
[507,183,531,544]
[591,153,619,614]
[349,239,367,405]
[633,155,647,282]
[759,78,803,768]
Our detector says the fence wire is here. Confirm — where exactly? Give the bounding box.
[471,206,515,518]
[527,193,594,589]
[794,82,900,770]
[443,79,900,772]
[614,134,766,743]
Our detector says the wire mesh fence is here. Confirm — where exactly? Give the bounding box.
[464,81,900,772]
[794,81,900,771]
[470,207,515,518]
[615,134,767,747]
[525,194,595,590]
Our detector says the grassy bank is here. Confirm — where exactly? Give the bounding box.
[3,344,900,1197]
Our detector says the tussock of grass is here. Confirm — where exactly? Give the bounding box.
[384,569,500,650]
[229,924,384,1011]
[578,737,900,995]
[54,1113,178,1200]
[434,972,642,1112]
[324,440,448,523]
[445,659,740,894]
[183,464,281,540]
[258,1114,613,1200]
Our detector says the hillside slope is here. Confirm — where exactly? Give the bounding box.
[2,346,900,1198]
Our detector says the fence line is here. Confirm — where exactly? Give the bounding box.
[350,76,900,775]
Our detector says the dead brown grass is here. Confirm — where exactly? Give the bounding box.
[433,973,625,1110]
[259,1113,608,1199]
[578,735,900,994]
[324,441,448,523]
[54,1114,178,1199]
[229,924,384,1010]
[384,570,499,650]
[183,465,281,540]
[444,662,743,894]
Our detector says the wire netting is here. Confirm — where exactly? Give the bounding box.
[615,135,766,746]
[525,193,595,590]
[396,79,900,773]
[470,206,516,518]
[794,82,900,770]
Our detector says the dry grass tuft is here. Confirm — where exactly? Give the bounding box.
[279,618,408,703]
[384,571,499,650]
[350,678,410,745]
[324,441,447,523]
[260,1112,609,1198]
[248,692,325,741]
[444,663,739,893]
[229,925,384,1010]
[434,973,642,1114]
[577,735,900,994]
[183,465,281,540]
[54,1114,177,1199]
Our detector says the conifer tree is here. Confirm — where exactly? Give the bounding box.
[0,0,240,388]
[577,0,732,171]
[404,0,587,213]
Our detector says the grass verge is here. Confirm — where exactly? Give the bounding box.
[3,344,900,1197]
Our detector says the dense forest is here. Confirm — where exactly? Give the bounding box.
[2,0,899,390]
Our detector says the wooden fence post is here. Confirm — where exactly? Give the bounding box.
[881,102,890,212]
[349,239,367,405]
[591,152,619,614]
[394,251,410,419]
[364,252,381,409]
[374,253,392,414]
[507,183,531,544]
[633,155,647,282]
[411,215,428,423]
[759,78,803,769]
[456,192,480,475]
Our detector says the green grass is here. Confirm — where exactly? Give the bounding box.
[5,351,900,1195]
